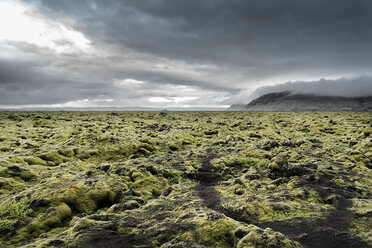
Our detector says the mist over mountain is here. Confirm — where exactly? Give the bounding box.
[229,76,372,105]
[229,91,372,112]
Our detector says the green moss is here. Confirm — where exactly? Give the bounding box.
[23,156,48,166]
[41,203,71,227]
[184,218,238,248]
[204,130,218,135]
[39,151,70,165]
[119,144,137,157]
[0,177,25,191]
[234,185,246,195]
[0,199,32,232]
[132,174,168,197]
[46,176,128,214]
[68,217,100,235]
[76,153,91,160]
[212,155,256,170]
[167,175,181,185]
[139,143,156,152]
[256,159,270,169]
[19,169,37,181]
[7,156,28,165]
[130,170,143,181]
[168,143,180,151]
[23,203,71,236]
[0,166,37,181]
[107,200,140,213]
[0,168,8,178]
[56,188,100,213]
[59,148,75,157]
[236,226,302,248]
[0,219,14,232]
[271,210,309,220]
[0,111,371,247]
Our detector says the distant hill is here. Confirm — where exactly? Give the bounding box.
[229,91,372,111]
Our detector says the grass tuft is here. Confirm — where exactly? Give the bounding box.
[0,199,32,232]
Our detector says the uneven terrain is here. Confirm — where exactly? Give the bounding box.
[0,111,371,248]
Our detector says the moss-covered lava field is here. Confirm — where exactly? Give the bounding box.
[0,111,371,248]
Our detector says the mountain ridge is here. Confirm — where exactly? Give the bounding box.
[229,91,372,111]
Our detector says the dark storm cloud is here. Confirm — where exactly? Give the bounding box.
[26,0,372,71]
[0,57,111,105]
[3,0,372,107]
[0,42,233,107]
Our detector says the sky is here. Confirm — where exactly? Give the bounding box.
[0,0,372,109]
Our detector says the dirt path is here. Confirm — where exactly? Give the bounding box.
[259,171,371,248]
[193,149,252,223]
[193,149,371,248]
[194,149,222,209]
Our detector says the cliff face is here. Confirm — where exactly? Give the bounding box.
[229,91,372,111]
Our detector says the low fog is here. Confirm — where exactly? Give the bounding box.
[230,76,372,104]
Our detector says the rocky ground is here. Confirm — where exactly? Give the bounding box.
[0,111,371,248]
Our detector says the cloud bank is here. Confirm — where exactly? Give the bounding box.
[0,0,372,108]
[230,76,372,104]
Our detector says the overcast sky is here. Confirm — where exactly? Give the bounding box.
[1,0,372,109]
